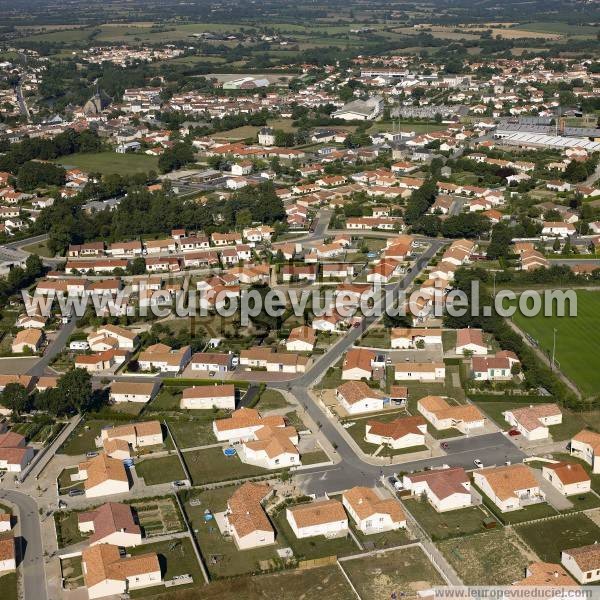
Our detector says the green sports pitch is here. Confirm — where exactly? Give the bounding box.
[511,290,600,397]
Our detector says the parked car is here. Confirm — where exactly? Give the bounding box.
[508,429,521,437]
[85,451,99,458]
[68,489,84,497]
[473,459,483,468]
[440,442,449,449]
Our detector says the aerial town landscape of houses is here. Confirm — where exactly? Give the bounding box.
[1,0,600,599]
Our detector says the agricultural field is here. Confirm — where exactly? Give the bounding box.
[53,151,159,176]
[438,529,533,585]
[511,290,600,397]
[340,545,444,600]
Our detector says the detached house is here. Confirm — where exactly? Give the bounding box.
[417,396,485,433]
[109,382,158,405]
[365,416,427,450]
[472,351,519,381]
[394,363,445,382]
[0,536,15,573]
[74,453,130,499]
[286,499,348,539]
[341,348,375,381]
[137,343,191,373]
[336,381,386,415]
[473,464,545,512]
[82,543,161,599]
[342,487,405,535]
[224,482,275,550]
[402,467,472,512]
[562,545,600,584]
[542,462,591,496]
[455,328,487,355]
[78,502,142,547]
[503,403,562,440]
[180,384,236,410]
[570,430,600,473]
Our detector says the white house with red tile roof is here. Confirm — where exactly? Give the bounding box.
[402,467,472,512]
[342,487,405,534]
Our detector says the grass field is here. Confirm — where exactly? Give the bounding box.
[135,455,186,485]
[129,538,202,594]
[404,499,496,540]
[183,485,285,578]
[511,290,600,397]
[53,151,158,176]
[182,446,272,485]
[0,573,17,600]
[340,545,444,599]
[515,513,600,563]
[142,565,355,600]
[438,529,532,585]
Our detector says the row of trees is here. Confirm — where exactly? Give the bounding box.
[36,181,285,255]
[0,369,95,417]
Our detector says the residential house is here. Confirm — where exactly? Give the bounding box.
[455,329,487,355]
[336,381,387,415]
[109,382,158,404]
[74,453,130,499]
[365,416,427,449]
[224,482,275,550]
[286,499,348,539]
[472,351,519,381]
[394,363,445,382]
[341,348,375,380]
[189,352,234,373]
[417,396,485,433]
[82,543,161,599]
[77,502,142,547]
[562,545,600,584]
[11,329,43,353]
[286,326,317,352]
[542,462,591,496]
[402,467,472,512]
[473,464,545,512]
[342,487,406,534]
[390,328,442,349]
[180,384,236,410]
[570,430,600,474]
[503,404,562,440]
[0,432,34,472]
[513,562,577,587]
[137,344,191,373]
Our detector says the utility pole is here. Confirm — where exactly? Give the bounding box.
[551,328,557,371]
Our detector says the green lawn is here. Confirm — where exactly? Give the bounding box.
[340,545,444,599]
[0,572,17,600]
[438,529,531,585]
[404,498,497,541]
[515,513,600,563]
[136,455,186,485]
[59,419,115,455]
[182,486,286,578]
[55,511,88,548]
[129,538,202,594]
[53,151,159,176]
[349,521,411,550]
[166,416,217,449]
[511,290,600,397]
[182,447,273,485]
[255,389,291,412]
[57,467,84,495]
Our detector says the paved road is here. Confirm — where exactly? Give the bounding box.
[0,490,47,600]
[28,318,77,377]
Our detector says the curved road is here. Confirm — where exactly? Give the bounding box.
[0,490,47,600]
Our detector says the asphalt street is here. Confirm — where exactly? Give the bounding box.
[0,490,47,600]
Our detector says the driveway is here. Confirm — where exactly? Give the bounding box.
[531,468,573,511]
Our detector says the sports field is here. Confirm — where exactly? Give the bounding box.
[511,290,600,397]
[53,151,158,176]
